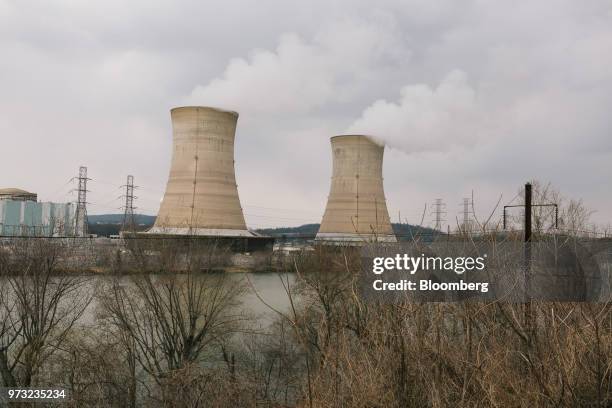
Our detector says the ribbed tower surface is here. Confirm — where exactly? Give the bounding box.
[151,106,254,237]
[316,135,396,243]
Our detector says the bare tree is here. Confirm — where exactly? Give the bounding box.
[98,241,248,403]
[0,238,93,387]
[268,230,612,407]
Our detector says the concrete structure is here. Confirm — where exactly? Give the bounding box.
[0,200,76,236]
[316,135,396,243]
[0,188,37,202]
[150,106,255,237]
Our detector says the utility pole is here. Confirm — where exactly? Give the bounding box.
[524,183,532,244]
[432,199,446,231]
[503,184,557,233]
[524,183,532,302]
[72,166,90,237]
[502,182,559,304]
[121,175,137,233]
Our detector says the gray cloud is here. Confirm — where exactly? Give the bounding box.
[1,0,611,230]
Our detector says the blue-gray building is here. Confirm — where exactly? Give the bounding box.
[0,188,76,237]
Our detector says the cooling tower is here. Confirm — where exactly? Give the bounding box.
[316,135,396,243]
[150,106,254,237]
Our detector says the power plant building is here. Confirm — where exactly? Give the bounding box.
[316,135,396,243]
[0,189,76,237]
[150,106,256,237]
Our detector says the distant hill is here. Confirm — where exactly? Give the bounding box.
[256,223,441,242]
[87,214,156,237]
[88,214,156,225]
[256,224,320,237]
[392,223,441,242]
[87,216,442,241]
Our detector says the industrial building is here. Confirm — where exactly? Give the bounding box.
[316,135,397,243]
[0,188,76,237]
[150,106,270,248]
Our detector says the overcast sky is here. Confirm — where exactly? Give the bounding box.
[1,0,611,230]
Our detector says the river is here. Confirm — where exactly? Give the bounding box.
[78,272,297,330]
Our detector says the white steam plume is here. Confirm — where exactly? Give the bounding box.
[346,70,484,153]
[183,19,408,116]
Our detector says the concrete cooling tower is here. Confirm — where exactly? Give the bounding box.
[316,135,397,243]
[150,106,255,237]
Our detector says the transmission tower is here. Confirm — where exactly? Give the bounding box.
[431,198,446,231]
[73,166,90,237]
[121,175,137,232]
[461,197,473,233]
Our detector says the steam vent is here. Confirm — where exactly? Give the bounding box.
[150,106,255,237]
[316,135,397,243]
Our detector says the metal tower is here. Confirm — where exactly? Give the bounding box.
[73,166,90,237]
[432,198,446,231]
[121,175,137,232]
[461,197,473,233]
